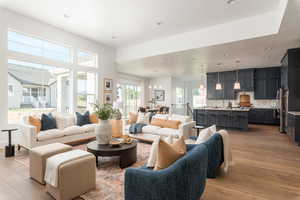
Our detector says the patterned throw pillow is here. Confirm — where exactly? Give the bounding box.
[28,116,41,133]
[76,111,91,126]
[41,113,57,131]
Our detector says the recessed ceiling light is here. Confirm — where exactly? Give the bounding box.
[63,14,70,18]
[227,0,236,4]
[156,21,163,26]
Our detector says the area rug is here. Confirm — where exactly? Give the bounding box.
[14,142,152,200]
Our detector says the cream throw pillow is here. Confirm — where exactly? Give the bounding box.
[154,137,186,170]
[195,125,217,144]
[136,112,151,124]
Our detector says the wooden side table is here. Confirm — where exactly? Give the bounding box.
[1,128,18,157]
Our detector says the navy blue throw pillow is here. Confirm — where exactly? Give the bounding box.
[76,111,91,126]
[41,113,57,131]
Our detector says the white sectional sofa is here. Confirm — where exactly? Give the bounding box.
[19,113,97,149]
[123,114,196,142]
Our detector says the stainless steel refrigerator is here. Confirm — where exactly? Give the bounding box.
[279,88,289,133]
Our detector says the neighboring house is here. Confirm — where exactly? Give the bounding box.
[7,64,70,110]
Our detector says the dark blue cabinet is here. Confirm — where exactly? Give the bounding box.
[238,69,254,91]
[254,67,281,99]
[282,48,300,111]
[287,113,300,145]
[248,108,279,125]
[207,71,235,100]
[193,109,248,130]
[207,73,218,100]
[223,71,235,100]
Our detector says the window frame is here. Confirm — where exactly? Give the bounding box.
[77,49,98,68]
[7,29,74,64]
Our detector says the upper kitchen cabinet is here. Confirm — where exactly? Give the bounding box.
[238,69,254,91]
[223,71,236,99]
[207,71,235,100]
[254,67,281,99]
[207,73,218,100]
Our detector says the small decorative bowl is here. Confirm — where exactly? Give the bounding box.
[123,138,133,144]
[110,140,121,147]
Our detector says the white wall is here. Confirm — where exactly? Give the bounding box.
[0,8,116,133]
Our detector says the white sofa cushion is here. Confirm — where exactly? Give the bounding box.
[157,128,180,138]
[37,129,64,141]
[82,124,97,133]
[142,125,161,134]
[61,126,85,136]
[169,114,191,123]
[195,125,217,144]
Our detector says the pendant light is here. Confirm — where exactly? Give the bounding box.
[199,73,205,89]
[234,60,241,90]
[216,72,222,90]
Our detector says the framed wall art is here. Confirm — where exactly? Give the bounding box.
[104,78,113,91]
[154,90,165,101]
[103,91,113,105]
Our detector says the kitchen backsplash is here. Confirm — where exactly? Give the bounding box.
[206,92,279,109]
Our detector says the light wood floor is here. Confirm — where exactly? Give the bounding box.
[1,125,300,200]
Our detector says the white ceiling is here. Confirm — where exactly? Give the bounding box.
[0,0,281,47]
[117,0,300,79]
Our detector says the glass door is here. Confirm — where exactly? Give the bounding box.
[116,83,141,117]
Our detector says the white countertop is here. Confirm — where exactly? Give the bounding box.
[194,107,250,112]
[288,111,300,115]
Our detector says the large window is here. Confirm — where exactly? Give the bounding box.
[116,83,141,117]
[6,30,100,124]
[77,50,97,68]
[7,59,71,124]
[8,31,72,63]
[192,87,206,107]
[175,87,185,104]
[77,72,97,112]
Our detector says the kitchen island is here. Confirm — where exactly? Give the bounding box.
[193,108,249,131]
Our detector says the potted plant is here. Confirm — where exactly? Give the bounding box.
[93,103,113,144]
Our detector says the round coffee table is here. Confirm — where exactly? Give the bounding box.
[86,140,137,168]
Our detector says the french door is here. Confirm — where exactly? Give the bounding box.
[116,83,141,117]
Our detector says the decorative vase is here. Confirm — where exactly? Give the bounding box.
[95,120,112,145]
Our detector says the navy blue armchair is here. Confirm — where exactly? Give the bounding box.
[202,133,224,178]
[124,144,208,200]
